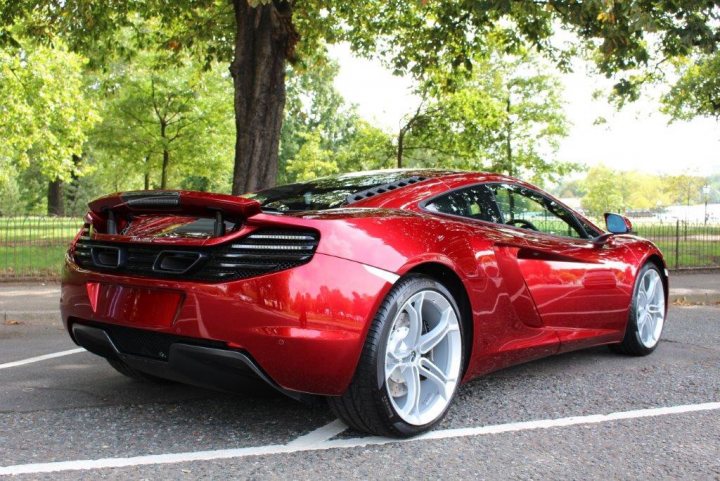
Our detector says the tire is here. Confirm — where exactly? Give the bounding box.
[328,274,464,437]
[611,262,666,356]
[106,357,173,384]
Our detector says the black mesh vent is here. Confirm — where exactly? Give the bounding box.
[73,229,319,282]
[345,176,427,204]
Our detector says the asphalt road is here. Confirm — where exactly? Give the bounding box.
[1,305,719,480]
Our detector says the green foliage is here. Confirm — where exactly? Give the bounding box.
[89,26,235,193]
[664,174,707,206]
[0,40,99,184]
[335,120,395,172]
[662,53,720,121]
[3,1,719,115]
[400,46,572,181]
[279,51,394,183]
[580,165,708,217]
[2,0,718,204]
[285,131,339,182]
[0,173,22,216]
[332,1,720,101]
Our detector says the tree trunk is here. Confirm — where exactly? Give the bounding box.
[47,178,65,216]
[144,155,151,190]
[505,96,513,177]
[397,129,405,169]
[65,154,82,215]
[230,0,297,195]
[160,121,169,189]
[161,149,169,190]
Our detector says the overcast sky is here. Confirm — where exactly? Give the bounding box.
[329,43,720,177]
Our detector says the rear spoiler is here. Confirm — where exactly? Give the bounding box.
[88,190,261,235]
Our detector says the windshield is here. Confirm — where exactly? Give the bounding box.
[245,170,440,212]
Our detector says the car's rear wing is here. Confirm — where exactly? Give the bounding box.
[87,190,261,236]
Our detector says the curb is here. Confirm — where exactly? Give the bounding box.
[2,310,61,323]
[669,293,720,306]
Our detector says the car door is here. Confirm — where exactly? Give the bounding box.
[487,183,631,351]
[423,184,561,372]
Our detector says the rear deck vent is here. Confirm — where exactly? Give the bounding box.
[345,176,428,204]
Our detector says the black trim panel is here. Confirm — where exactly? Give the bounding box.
[71,322,307,401]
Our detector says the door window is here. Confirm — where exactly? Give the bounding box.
[424,185,502,223]
[488,184,587,239]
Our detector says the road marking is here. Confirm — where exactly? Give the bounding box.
[286,419,348,448]
[0,348,86,370]
[1,401,718,475]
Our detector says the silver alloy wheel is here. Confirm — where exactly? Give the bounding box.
[384,289,462,426]
[636,268,665,348]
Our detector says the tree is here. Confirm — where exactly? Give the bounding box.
[0,40,99,215]
[91,47,234,192]
[279,52,394,183]
[335,120,394,173]
[662,53,720,121]
[3,1,720,192]
[579,166,707,218]
[664,174,707,206]
[397,46,571,181]
[279,53,358,183]
[284,131,338,182]
[581,165,627,218]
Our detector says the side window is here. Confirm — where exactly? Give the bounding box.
[424,185,502,223]
[579,219,602,238]
[488,184,587,239]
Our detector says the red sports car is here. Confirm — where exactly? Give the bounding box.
[61,170,668,437]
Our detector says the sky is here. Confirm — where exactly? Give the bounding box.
[328,43,720,177]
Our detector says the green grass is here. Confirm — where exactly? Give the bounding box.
[0,217,83,280]
[651,239,720,268]
[1,217,718,280]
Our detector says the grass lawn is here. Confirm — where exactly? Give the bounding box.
[0,217,83,280]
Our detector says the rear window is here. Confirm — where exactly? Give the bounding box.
[246,171,434,212]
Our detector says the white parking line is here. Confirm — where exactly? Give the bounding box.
[286,419,348,448]
[1,401,718,476]
[0,348,86,370]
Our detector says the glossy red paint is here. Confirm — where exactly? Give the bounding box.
[60,171,668,396]
[62,252,392,395]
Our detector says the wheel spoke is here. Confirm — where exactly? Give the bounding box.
[642,315,654,343]
[419,307,454,354]
[405,293,424,350]
[636,311,646,331]
[419,357,451,400]
[385,358,403,383]
[646,274,660,301]
[401,365,421,418]
[647,304,663,315]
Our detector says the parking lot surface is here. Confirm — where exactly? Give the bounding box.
[1,303,719,479]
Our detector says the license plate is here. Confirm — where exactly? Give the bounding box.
[90,284,182,328]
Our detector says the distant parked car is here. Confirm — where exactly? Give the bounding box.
[61,169,668,437]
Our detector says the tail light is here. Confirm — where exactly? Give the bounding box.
[72,229,320,282]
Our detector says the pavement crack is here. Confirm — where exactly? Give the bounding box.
[663,338,720,352]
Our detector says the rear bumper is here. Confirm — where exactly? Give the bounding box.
[72,323,306,399]
[61,252,394,396]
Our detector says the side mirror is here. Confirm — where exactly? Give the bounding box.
[604,213,632,234]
